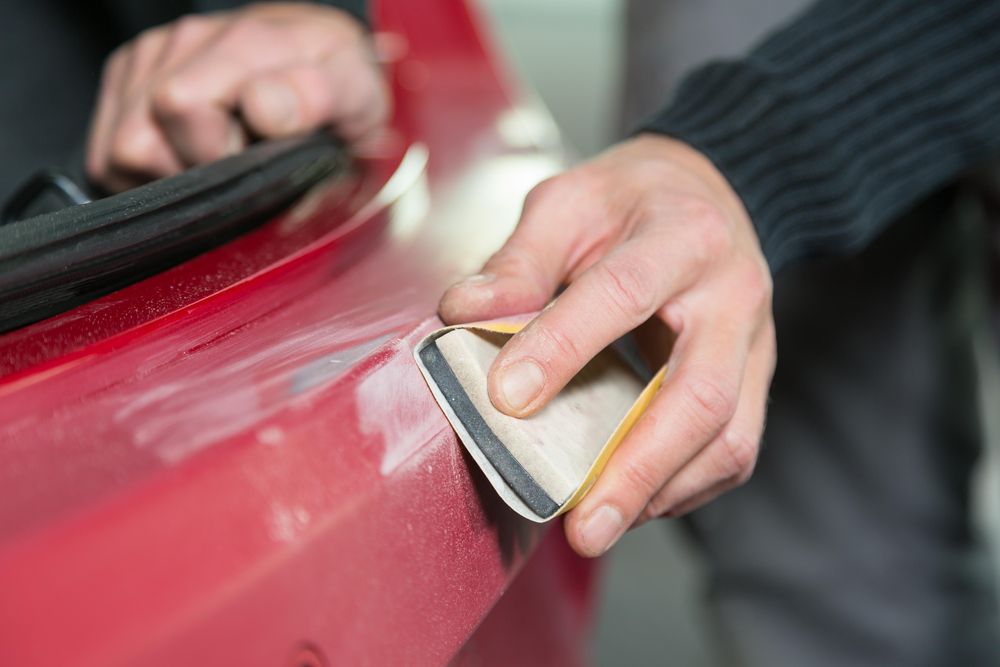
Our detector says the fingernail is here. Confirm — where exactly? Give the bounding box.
[254,81,298,130]
[458,273,495,287]
[497,359,544,412]
[579,505,625,556]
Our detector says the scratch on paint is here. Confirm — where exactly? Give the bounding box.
[115,332,394,463]
[269,502,312,543]
[356,338,449,475]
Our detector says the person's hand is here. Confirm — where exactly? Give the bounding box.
[439,134,776,557]
[86,3,389,192]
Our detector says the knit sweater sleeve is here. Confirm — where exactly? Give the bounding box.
[640,0,1000,272]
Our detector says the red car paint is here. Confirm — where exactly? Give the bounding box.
[0,1,598,665]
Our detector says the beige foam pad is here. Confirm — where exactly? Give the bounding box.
[434,328,643,506]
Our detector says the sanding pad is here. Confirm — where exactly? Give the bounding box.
[415,316,668,523]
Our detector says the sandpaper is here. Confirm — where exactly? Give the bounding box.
[415,316,668,522]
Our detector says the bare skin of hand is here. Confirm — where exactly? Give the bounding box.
[439,134,776,558]
[86,3,389,192]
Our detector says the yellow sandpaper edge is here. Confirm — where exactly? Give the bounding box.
[560,363,667,512]
[416,315,667,519]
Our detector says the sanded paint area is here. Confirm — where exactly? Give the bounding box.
[0,1,597,665]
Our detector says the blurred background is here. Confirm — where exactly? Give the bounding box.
[475,1,1000,664]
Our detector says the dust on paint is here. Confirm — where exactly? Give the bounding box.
[268,502,312,543]
[356,332,450,476]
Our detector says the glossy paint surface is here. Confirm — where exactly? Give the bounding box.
[0,1,596,665]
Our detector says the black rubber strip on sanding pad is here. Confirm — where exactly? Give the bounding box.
[420,339,559,519]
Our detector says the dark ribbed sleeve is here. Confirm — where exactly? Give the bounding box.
[641,0,1000,272]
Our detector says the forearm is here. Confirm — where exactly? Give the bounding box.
[642,0,1000,272]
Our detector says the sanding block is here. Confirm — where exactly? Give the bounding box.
[415,316,668,523]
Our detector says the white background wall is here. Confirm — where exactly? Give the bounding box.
[478,0,624,158]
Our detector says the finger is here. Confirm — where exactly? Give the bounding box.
[148,15,297,165]
[90,19,221,189]
[152,55,251,165]
[86,45,131,184]
[157,14,227,72]
[103,29,187,183]
[438,178,593,325]
[149,10,356,164]
[104,105,189,187]
[120,27,170,103]
[95,26,167,177]
[563,308,752,557]
[371,31,409,64]
[636,323,776,524]
[485,230,703,417]
[239,48,389,142]
[654,477,733,521]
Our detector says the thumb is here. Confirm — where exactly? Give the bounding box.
[438,178,589,324]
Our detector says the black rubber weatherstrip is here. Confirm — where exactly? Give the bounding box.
[0,133,347,333]
[420,339,559,519]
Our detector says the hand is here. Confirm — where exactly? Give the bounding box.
[439,135,776,557]
[87,3,389,192]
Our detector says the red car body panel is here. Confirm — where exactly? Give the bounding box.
[0,1,598,665]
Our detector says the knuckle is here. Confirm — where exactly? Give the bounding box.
[523,176,560,208]
[109,128,148,172]
[216,15,275,52]
[227,13,266,37]
[486,244,544,282]
[340,65,383,118]
[636,505,658,525]
[618,456,661,500]
[642,487,672,521]
[169,13,213,45]
[526,170,591,207]
[326,5,366,33]
[132,25,164,48]
[682,195,727,229]
[594,257,657,321]
[531,321,584,368]
[315,12,365,47]
[680,373,737,433]
[100,47,132,90]
[152,78,198,118]
[698,220,730,259]
[85,156,105,183]
[734,259,773,313]
[105,45,129,75]
[679,196,731,257]
[719,429,759,484]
